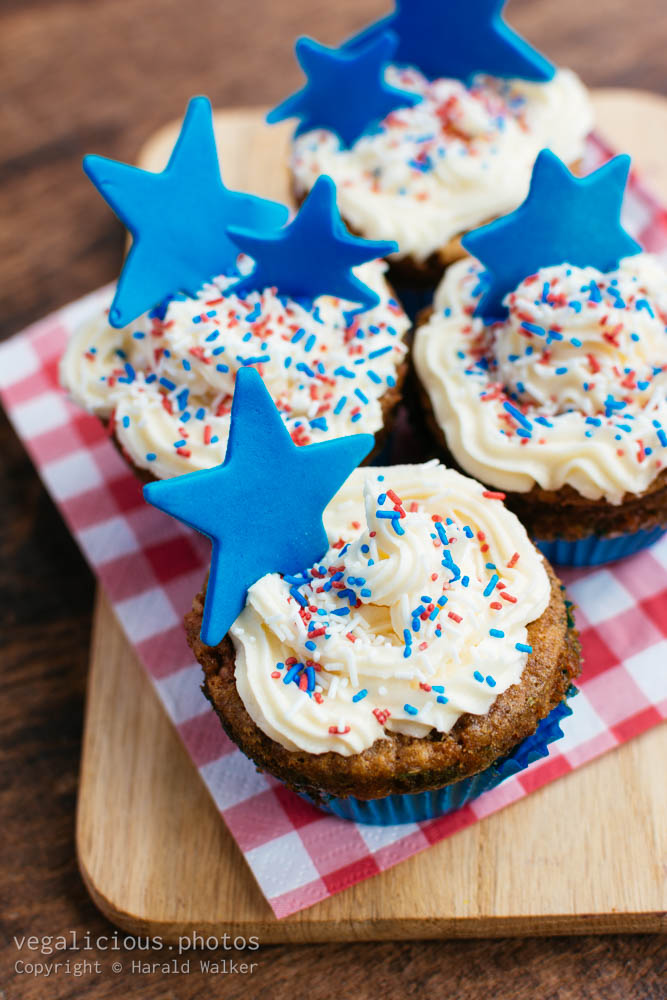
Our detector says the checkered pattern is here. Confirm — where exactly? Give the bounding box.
[2,135,666,919]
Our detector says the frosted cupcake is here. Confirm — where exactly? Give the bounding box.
[270,3,593,289]
[60,95,410,478]
[188,462,579,823]
[413,151,667,565]
[60,257,409,479]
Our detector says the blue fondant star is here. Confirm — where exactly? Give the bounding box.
[462,150,642,320]
[84,96,289,329]
[345,0,554,83]
[225,175,397,311]
[266,32,421,148]
[143,367,373,646]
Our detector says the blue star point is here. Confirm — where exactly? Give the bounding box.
[225,174,397,310]
[84,95,289,328]
[143,367,373,646]
[267,31,421,148]
[345,0,554,83]
[462,150,642,320]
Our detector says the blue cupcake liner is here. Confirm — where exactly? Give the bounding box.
[536,525,666,568]
[300,695,574,825]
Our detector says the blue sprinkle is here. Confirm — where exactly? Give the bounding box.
[521,321,546,337]
[354,388,369,404]
[145,453,156,462]
[503,401,532,430]
[483,574,499,597]
[515,642,533,653]
[122,415,130,428]
[368,345,392,360]
[352,689,368,703]
[636,299,654,318]
[404,704,418,716]
[489,628,505,638]
[473,670,484,682]
[289,587,308,607]
[486,675,497,688]
[159,377,175,391]
[283,662,303,684]
[436,695,448,705]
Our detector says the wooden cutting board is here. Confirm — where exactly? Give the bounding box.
[76,91,667,942]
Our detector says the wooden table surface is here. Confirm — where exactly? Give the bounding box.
[1,1,665,997]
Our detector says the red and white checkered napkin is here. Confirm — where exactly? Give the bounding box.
[2,135,667,919]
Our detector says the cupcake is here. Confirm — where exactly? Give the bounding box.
[413,150,667,565]
[269,3,593,292]
[60,255,409,478]
[60,97,411,479]
[186,460,580,823]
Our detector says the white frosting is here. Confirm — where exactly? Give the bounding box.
[414,254,667,503]
[291,66,593,261]
[60,259,409,478]
[230,462,550,756]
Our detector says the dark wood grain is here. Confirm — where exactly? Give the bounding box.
[0,1,665,997]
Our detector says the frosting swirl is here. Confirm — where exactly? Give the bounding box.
[414,254,667,502]
[60,259,409,478]
[231,463,550,756]
[291,66,593,261]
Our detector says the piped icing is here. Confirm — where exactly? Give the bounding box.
[290,66,593,262]
[230,462,550,756]
[413,253,667,503]
[60,258,409,479]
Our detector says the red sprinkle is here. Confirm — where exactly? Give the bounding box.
[507,552,520,568]
[448,611,462,623]
[482,490,506,500]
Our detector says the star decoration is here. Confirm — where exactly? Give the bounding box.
[84,96,289,329]
[225,175,397,311]
[266,31,421,148]
[462,150,643,320]
[143,367,373,646]
[345,0,554,84]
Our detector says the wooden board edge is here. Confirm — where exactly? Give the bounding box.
[71,849,667,943]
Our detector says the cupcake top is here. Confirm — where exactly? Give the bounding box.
[60,257,409,479]
[230,462,550,756]
[414,252,667,503]
[291,66,592,261]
